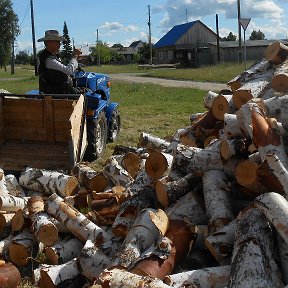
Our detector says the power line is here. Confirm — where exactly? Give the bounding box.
[19,0,30,28]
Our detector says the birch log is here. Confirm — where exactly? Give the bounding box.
[103,156,134,188]
[0,262,21,288]
[164,265,231,288]
[77,238,111,281]
[4,174,26,197]
[227,206,283,288]
[211,94,236,120]
[156,173,200,208]
[145,151,174,180]
[19,167,79,197]
[45,193,112,245]
[139,132,170,152]
[112,187,157,237]
[205,219,237,262]
[220,138,248,161]
[277,233,288,285]
[0,213,13,236]
[202,169,234,231]
[112,208,168,269]
[131,237,176,280]
[223,113,243,139]
[203,90,219,108]
[272,58,288,92]
[96,268,171,288]
[232,69,273,109]
[128,169,154,197]
[255,192,288,245]
[165,190,208,225]
[45,237,83,265]
[0,195,27,212]
[31,211,59,246]
[264,40,288,64]
[0,169,9,195]
[72,163,109,192]
[8,229,36,266]
[227,58,271,91]
[39,258,82,288]
[0,234,14,256]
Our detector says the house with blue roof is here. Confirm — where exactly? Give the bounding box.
[154,20,218,67]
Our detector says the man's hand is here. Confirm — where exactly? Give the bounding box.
[72,48,82,58]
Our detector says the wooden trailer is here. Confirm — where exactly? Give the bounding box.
[0,94,87,172]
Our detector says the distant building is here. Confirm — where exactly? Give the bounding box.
[112,40,145,62]
[209,39,288,63]
[154,20,219,67]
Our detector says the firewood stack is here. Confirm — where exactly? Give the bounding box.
[2,41,288,287]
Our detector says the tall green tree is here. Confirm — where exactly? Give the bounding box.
[223,32,237,41]
[61,21,73,64]
[90,41,112,64]
[0,0,19,71]
[249,30,265,40]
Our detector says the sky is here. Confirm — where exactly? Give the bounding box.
[11,0,288,54]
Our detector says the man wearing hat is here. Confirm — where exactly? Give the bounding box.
[37,30,82,94]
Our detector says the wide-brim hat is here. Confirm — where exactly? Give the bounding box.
[37,30,66,42]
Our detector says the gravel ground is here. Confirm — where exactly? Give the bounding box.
[110,73,230,92]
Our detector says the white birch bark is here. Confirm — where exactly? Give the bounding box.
[31,211,59,246]
[4,174,26,197]
[203,170,234,231]
[165,189,208,224]
[0,234,13,256]
[45,193,112,244]
[112,208,168,269]
[127,169,154,197]
[19,167,79,197]
[39,258,80,288]
[45,237,83,265]
[255,192,288,245]
[96,267,171,288]
[265,154,288,198]
[205,219,237,262]
[164,265,231,288]
[277,233,288,285]
[77,238,111,281]
[8,229,35,266]
[103,156,134,188]
[223,113,243,139]
[139,132,170,151]
[0,195,28,212]
[227,206,283,288]
[0,169,9,195]
[203,90,218,109]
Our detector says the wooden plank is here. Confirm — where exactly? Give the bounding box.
[69,95,87,162]
[44,96,55,143]
[0,141,70,171]
[4,106,43,120]
[3,98,43,107]
[4,127,47,142]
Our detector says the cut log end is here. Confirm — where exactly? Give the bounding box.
[37,224,58,246]
[232,90,252,109]
[212,95,230,120]
[9,243,30,266]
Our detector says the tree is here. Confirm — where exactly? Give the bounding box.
[0,0,20,71]
[60,21,73,64]
[15,51,31,65]
[90,41,112,64]
[138,42,154,63]
[249,30,265,40]
[222,32,237,41]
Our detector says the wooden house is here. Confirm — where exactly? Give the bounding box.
[209,39,288,63]
[154,20,218,67]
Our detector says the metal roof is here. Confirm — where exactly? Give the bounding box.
[208,39,288,48]
[154,21,197,49]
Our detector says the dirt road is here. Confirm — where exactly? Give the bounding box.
[110,73,229,92]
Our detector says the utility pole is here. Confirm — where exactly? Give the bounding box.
[97,29,100,66]
[186,9,188,23]
[216,14,220,63]
[30,0,37,75]
[237,0,242,63]
[148,5,152,65]
[11,23,15,75]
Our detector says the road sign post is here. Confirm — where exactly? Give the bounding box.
[239,18,251,70]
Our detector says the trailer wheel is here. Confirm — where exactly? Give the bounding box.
[84,111,107,161]
[107,110,121,143]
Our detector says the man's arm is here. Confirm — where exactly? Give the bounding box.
[45,55,78,75]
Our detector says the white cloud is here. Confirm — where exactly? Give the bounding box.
[100,22,138,33]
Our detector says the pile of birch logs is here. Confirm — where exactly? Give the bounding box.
[2,40,288,287]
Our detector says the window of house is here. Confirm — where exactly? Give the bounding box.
[168,50,173,59]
